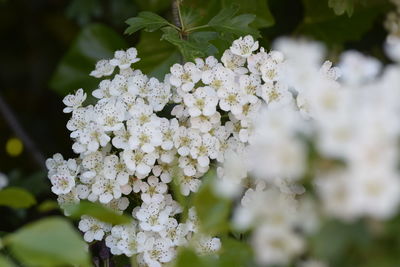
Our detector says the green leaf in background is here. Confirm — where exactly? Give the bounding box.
[66,0,102,26]
[65,200,132,225]
[125,11,172,35]
[310,219,370,263]
[175,248,217,267]
[193,170,231,235]
[208,7,260,38]
[224,0,275,28]
[218,238,254,267]
[328,0,355,16]
[299,0,390,45]
[4,217,90,267]
[182,0,274,29]
[0,255,16,267]
[0,187,36,209]
[37,200,59,213]
[135,0,172,13]
[135,31,180,80]
[50,23,127,96]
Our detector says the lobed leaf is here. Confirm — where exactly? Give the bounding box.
[125,11,171,35]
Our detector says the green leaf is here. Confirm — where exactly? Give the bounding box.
[64,200,132,225]
[161,27,208,62]
[134,0,171,13]
[223,0,275,28]
[175,249,217,267]
[219,238,254,267]
[328,0,355,16]
[299,0,390,45]
[135,31,180,80]
[66,0,102,25]
[208,7,260,38]
[37,200,59,213]
[4,217,91,267]
[0,255,16,267]
[193,170,231,235]
[0,187,36,209]
[125,11,171,35]
[50,23,127,96]
[310,219,370,262]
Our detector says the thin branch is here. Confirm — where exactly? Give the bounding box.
[0,94,46,171]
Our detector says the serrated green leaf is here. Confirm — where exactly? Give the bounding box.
[64,200,132,225]
[125,11,171,35]
[208,7,260,38]
[135,31,180,80]
[0,187,36,209]
[50,23,127,96]
[193,170,231,235]
[4,217,90,267]
[161,27,208,62]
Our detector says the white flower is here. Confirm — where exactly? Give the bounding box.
[338,50,381,86]
[239,74,261,104]
[78,215,111,242]
[140,176,168,203]
[92,176,122,203]
[175,171,202,196]
[147,79,171,112]
[195,56,220,71]
[63,89,87,113]
[134,202,171,232]
[159,218,188,246]
[258,81,292,109]
[78,123,110,153]
[102,154,131,185]
[252,225,304,265]
[110,48,140,69]
[218,85,247,115]
[190,133,218,167]
[169,62,202,92]
[190,112,221,133]
[230,35,259,57]
[122,149,157,177]
[142,237,176,267]
[194,235,221,255]
[50,173,75,195]
[183,86,218,117]
[112,125,131,150]
[90,59,115,78]
[202,65,235,90]
[95,100,125,131]
[221,50,247,74]
[129,123,162,153]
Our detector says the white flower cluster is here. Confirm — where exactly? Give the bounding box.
[48,29,400,266]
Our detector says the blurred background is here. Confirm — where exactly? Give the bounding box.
[0,0,391,232]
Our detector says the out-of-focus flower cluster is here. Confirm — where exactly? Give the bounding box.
[47,15,400,265]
